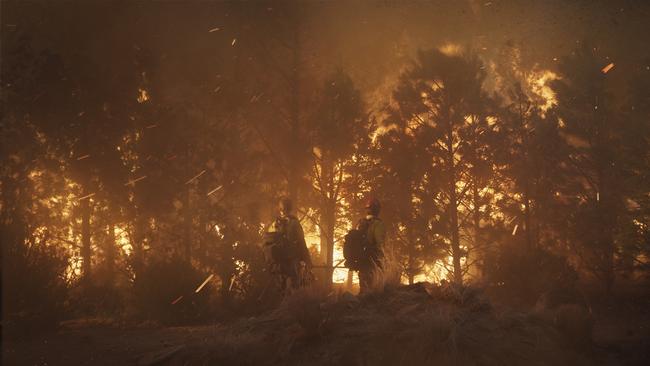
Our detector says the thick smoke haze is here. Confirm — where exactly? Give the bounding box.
[2,1,650,365]
[4,1,649,105]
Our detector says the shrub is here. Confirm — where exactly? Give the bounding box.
[484,242,578,307]
[132,258,213,325]
[2,239,68,338]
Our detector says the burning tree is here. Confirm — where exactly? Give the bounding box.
[386,49,497,284]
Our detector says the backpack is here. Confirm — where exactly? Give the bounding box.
[343,218,372,270]
[263,217,298,269]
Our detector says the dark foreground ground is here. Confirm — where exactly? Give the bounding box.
[4,284,650,366]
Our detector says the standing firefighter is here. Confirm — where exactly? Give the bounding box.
[344,198,386,294]
[263,197,312,293]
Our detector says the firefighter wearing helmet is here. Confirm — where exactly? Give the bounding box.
[356,197,386,294]
[263,197,312,293]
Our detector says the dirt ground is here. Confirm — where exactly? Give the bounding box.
[3,290,650,366]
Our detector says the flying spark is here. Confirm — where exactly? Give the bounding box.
[208,27,220,33]
[185,170,206,185]
[228,277,235,291]
[76,154,90,161]
[124,176,147,186]
[601,63,615,74]
[207,186,223,196]
[231,38,237,46]
[171,295,183,305]
[78,193,95,201]
[512,224,519,236]
[597,192,600,201]
[195,274,214,293]
[145,124,158,129]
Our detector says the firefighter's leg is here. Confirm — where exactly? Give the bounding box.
[358,268,370,294]
[288,262,301,289]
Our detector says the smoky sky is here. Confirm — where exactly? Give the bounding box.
[3,0,649,107]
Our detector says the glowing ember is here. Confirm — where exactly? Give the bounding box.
[512,224,518,236]
[601,63,615,74]
[78,193,95,201]
[597,192,600,201]
[145,124,158,129]
[207,185,222,196]
[76,154,90,161]
[195,274,214,293]
[231,38,237,46]
[208,27,220,33]
[124,175,147,186]
[185,170,206,185]
[171,295,183,305]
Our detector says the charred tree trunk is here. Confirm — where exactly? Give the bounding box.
[446,119,463,285]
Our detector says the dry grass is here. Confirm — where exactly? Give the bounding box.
[171,282,599,366]
[366,252,403,294]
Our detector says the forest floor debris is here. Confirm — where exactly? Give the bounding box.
[3,283,649,366]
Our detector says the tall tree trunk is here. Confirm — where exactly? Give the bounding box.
[523,184,533,249]
[472,183,482,278]
[219,235,236,308]
[132,213,146,280]
[346,269,354,290]
[80,194,92,284]
[446,126,463,285]
[597,168,615,293]
[106,221,116,283]
[321,158,336,289]
[595,105,615,294]
[519,98,534,250]
[287,19,302,204]
[407,228,415,285]
[448,183,463,285]
[183,187,192,263]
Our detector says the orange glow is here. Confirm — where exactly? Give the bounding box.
[137,88,149,103]
[526,69,559,113]
[439,43,462,56]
